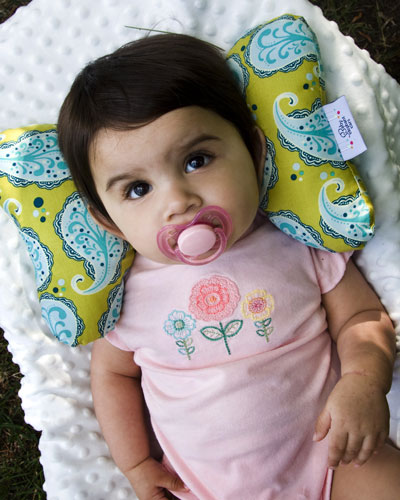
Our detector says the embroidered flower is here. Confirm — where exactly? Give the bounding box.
[241,289,274,322]
[242,289,275,342]
[163,310,196,360]
[189,275,240,321]
[164,310,196,340]
[189,276,242,355]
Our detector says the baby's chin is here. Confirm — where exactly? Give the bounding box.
[136,243,229,266]
[142,251,215,266]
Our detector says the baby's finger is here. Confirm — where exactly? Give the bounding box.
[340,435,364,465]
[328,432,348,469]
[159,473,188,494]
[353,435,379,466]
[375,431,388,452]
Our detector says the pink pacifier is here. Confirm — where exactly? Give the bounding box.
[157,206,232,265]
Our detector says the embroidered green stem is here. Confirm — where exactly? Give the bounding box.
[220,322,231,355]
[175,337,195,360]
[255,318,274,342]
[200,319,243,356]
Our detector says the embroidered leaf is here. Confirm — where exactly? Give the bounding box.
[201,326,224,341]
[178,347,195,357]
[256,324,274,341]
[254,318,272,328]
[201,321,243,356]
[176,337,193,348]
[224,319,243,338]
[175,337,195,360]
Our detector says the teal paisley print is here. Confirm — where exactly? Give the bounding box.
[274,94,345,165]
[54,192,129,295]
[259,137,279,211]
[98,281,126,337]
[226,53,249,97]
[2,198,54,291]
[268,210,326,250]
[40,293,84,346]
[245,15,320,77]
[0,130,69,188]
[21,227,54,292]
[319,179,374,246]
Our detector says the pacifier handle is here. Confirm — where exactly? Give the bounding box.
[177,224,217,257]
[157,206,232,265]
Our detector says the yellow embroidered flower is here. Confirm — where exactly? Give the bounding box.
[241,289,274,322]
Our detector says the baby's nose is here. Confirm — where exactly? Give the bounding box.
[163,184,202,222]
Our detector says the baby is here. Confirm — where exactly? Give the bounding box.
[58,33,400,500]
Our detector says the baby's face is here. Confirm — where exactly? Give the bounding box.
[89,106,263,264]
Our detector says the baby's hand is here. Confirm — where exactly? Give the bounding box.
[124,456,188,500]
[313,373,389,469]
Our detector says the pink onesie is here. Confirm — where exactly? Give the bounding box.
[107,220,351,499]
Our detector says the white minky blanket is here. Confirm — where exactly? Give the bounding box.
[0,0,399,498]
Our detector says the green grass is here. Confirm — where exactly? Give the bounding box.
[0,1,398,498]
[0,331,45,499]
[309,0,400,82]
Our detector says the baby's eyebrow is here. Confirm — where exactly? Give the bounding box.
[105,172,136,192]
[105,134,221,192]
[176,134,221,154]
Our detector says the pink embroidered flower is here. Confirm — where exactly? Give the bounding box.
[241,289,274,322]
[189,275,240,321]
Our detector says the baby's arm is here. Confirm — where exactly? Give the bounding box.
[91,338,187,499]
[314,259,396,469]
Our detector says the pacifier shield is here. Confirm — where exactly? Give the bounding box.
[157,206,232,265]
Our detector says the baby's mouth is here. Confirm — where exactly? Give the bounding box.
[157,206,232,265]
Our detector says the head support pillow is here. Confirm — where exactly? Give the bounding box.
[227,14,374,251]
[0,124,134,346]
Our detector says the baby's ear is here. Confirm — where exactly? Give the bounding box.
[253,127,267,187]
[88,205,125,239]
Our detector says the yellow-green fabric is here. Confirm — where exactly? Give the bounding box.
[227,14,374,251]
[0,124,135,346]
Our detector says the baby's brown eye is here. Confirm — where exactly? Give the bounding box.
[185,154,212,173]
[126,182,152,199]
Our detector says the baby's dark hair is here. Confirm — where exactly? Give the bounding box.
[58,33,259,222]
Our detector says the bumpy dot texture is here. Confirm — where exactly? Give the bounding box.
[0,0,399,499]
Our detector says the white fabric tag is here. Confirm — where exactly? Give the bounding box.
[322,96,367,160]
